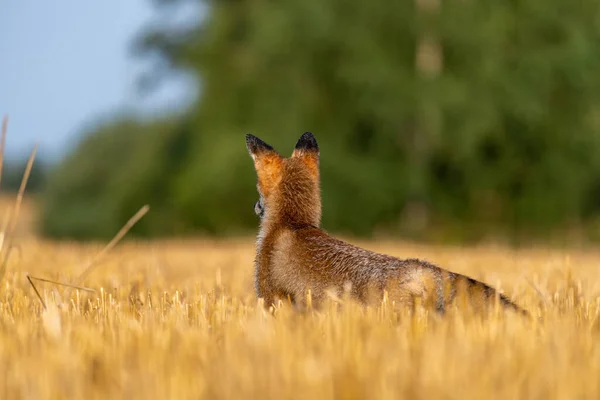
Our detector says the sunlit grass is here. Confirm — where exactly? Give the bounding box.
[0,116,598,399]
[0,233,599,399]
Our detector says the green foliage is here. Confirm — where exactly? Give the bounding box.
[39,118,193,239]
[40,0,600,242]
[1,158,47,194]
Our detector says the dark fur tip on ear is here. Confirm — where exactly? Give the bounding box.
[246,133,274,155]
[294,132,319,152]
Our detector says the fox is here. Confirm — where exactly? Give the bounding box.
[245,131,528,317]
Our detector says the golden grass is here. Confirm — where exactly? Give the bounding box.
[0,117,599,399]
[0,231,599,399]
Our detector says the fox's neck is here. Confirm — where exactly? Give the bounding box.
[276,180,322,228]
[256,211,320,252]
[256,180,322,249]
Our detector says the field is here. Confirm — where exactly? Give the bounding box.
[1,198,600,399]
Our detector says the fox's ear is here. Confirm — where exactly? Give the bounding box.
[246,134,276,160]
[246,133,283,196]
[292,132,319,175]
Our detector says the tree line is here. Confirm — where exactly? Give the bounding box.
[38,0,600,244]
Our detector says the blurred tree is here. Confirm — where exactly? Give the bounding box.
[0,158,47,194]
[39,118,194,239]
[40,0,600,243]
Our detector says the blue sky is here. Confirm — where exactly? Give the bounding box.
[0,1,199,162]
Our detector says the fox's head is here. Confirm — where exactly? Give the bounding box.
[246,132,321,228]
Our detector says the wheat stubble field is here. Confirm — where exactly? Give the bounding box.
[1,198,600,399]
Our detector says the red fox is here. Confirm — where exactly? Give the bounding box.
[246,132,527,316]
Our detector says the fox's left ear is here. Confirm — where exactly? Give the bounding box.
[292,132,319,175]
[246,134,276,160]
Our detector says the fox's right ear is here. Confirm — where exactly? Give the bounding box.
[292,132,319,176]
[245,134,283,197]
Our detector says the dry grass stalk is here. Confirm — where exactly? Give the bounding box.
[26,204,150,310]
[0,116,7,189]
[0,144,37,278]
[62,204,150,301]
[0,115,37,283]
[28,275,96,293]
[26,275,46,310]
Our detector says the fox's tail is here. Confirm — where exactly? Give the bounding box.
[434,271,530,318]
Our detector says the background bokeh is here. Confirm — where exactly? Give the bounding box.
[3,0,600,245]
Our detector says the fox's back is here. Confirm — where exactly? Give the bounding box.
[267,225,447,307]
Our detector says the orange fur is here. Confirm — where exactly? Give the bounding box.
[254,154,283,198]
[245,132,528,317]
